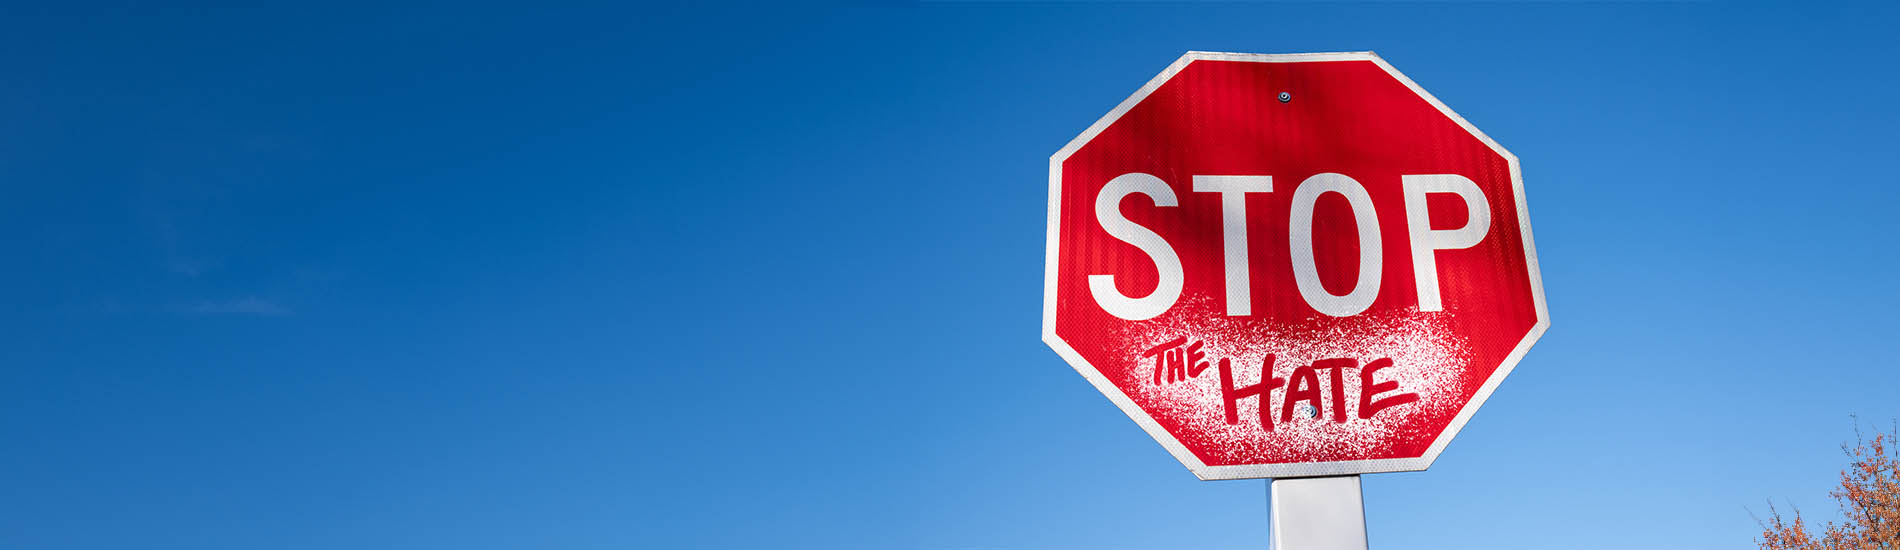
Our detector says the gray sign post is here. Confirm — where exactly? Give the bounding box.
[1271,476,1367,550]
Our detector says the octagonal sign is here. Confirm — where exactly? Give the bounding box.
[1044,51,1548,480]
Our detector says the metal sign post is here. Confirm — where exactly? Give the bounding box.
[1270,476,1367,550]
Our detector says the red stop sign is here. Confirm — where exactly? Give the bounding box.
[1044,52,1548,480]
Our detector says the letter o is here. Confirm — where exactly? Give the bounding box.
[1287,173,1382,317]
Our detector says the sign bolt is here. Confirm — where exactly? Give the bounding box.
[1278,92,1292,103]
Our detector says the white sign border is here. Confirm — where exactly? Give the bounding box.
[1043,51,1550,480]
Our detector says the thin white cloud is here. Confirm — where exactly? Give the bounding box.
[167,258,209,277]
[186,297,291,317]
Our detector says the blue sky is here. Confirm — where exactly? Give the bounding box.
[3,2,1898,549]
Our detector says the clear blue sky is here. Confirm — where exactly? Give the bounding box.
[3,2,1897,549]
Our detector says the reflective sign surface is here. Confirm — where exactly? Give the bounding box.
[1045,52,1548,479]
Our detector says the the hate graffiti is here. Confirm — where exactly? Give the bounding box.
[1144,337,1420,431]
[1142,337,1211,385]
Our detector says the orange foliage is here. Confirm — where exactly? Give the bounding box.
[1759,423,1900,550]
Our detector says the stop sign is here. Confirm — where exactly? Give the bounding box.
[1044,51,1548,480]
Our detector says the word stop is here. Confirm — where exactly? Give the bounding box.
[1089,172,1492,320]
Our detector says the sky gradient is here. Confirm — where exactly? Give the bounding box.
[4,2,1899,549]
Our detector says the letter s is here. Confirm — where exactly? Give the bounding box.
[1089,173,1183,321]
